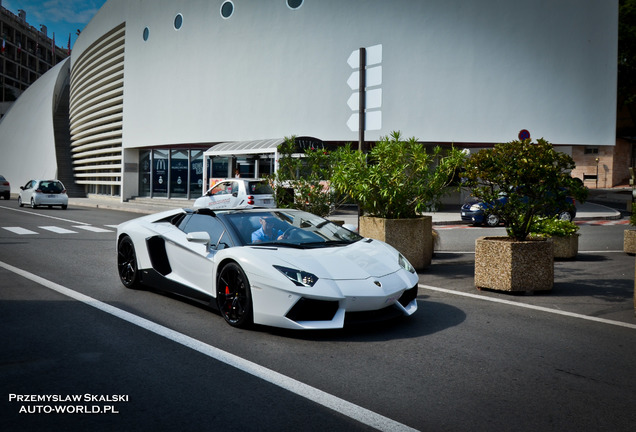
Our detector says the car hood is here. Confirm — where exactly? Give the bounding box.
[252,239,402,280]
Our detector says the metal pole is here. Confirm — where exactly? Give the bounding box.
[595,157,599,189]
[358,47,366,152]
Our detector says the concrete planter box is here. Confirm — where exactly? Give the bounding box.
[475,236,553,292]
[359,216,432,270]
[551,234,579,260]
[624,229,636,255]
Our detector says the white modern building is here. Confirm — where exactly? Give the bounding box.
[0,0,621,200]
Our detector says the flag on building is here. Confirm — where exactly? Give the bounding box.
[1,37,5,54]
[67,34,71,55]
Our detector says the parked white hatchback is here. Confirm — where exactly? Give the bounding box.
[193,179,275,210]
[18,179,68,209]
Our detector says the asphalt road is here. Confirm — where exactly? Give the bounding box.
[1,204,635,432]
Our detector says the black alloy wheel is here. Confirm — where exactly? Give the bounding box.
[217,262,253,328]
[117,236,140,289]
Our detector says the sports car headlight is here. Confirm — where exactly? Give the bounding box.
[469,203,483,211]
[398,253,416,274]
[273,265,319,287]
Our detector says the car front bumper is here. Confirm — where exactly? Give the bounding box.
[250,270,419,330]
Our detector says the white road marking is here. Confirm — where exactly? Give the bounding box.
[40,226,78,234]
[419,284,636,330]
[2,227,38,235]
[0,205,90,225]
[73,225,113,233]
[0,260,417,432]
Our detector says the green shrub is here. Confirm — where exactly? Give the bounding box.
[462,138,588,241]
[529,216,579,238]
[269,136,334,217]
[330,131,466,219]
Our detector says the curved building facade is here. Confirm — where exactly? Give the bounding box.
[0,0,620,199]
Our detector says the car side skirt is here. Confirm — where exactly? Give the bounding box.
[140,268,215,305]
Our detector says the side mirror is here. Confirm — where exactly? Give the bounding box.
[20,186,24,190]
[186,231,211,249]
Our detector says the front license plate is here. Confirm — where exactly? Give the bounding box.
[461,212,466,216]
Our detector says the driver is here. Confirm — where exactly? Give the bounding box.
[251,216,285,243]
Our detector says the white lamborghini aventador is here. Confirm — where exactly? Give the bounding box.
[116,207,419,330]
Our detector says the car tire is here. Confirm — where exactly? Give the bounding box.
[61,205,68,210]
[30,198,37,209]
[558,211,573,222]
[486,214,500,227]
[216,262,253,328]
[117,236,141,289]
[18,196,23,207]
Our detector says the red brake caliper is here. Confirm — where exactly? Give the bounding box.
[225,286,232,313]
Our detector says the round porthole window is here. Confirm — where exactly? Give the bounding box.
[287,0,303,10]
[174,13,183,30]
[142,27,150,41]
[221,1,234,19]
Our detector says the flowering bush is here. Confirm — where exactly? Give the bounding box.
[529,216,579,238]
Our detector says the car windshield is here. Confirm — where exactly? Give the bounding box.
[247,181,273,195]
[226,210,361,248]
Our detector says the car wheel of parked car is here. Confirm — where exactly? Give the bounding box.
[558,211,573,221]
[486,214,500,227]
[18,196,23,207]
[217,262,253,328]
[30,198,37,209]
[117,236,141,289]
[62,205,68,210]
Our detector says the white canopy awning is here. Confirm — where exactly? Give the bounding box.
[204,138,284,157]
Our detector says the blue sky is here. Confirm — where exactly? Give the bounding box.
[3,0,107,49]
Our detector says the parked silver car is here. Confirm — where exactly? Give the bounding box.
[18,179,68,209]
[194,179,275,210]
[0,175,10,200]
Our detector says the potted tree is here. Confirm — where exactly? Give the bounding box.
[269,136,334,217]
[624,212,636,254]
[463,138,588,292]
[330,131,465,270]
[624,213,636,254]
[530,217,580,260]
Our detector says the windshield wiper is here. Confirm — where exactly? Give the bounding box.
[250,242,305,249]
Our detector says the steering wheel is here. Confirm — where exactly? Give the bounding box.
[281,227,299,240]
